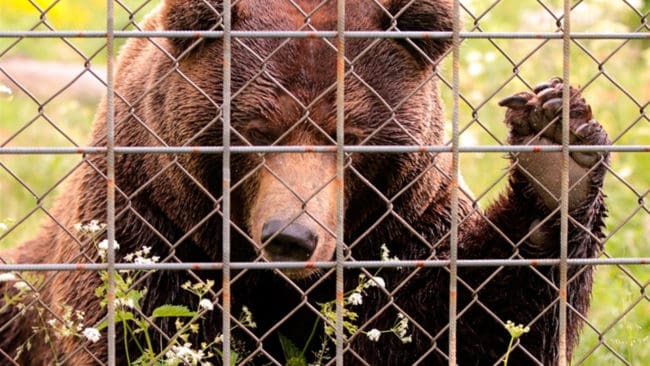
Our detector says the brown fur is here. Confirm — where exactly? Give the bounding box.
[0,1,609,365]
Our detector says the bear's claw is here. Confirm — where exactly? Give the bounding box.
[500,78,610,168]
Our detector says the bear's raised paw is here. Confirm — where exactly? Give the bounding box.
[498,78,610,210]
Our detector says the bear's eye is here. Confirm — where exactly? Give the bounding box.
[243,121,279,146]
[329,127,365,145]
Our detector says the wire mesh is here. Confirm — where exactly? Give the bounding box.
[0,0,648,365]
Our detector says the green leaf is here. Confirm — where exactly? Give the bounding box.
[279,333,307,366]
[95,310,135,331]
[231,350,240,366]
[151,305,196,319]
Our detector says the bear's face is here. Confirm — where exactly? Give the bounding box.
[155,0,453,278]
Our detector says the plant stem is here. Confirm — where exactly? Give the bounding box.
[302,316,321,355]
[142,320,155,356]
[122,318,131,364]
[36,308,60,364]
[503,336,515,366]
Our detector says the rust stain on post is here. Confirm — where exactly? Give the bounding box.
[335,177,344,189]
[449,290,457,301]
[336,290,344,303]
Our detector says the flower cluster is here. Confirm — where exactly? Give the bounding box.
[46,305,85,339]
[240,305,257,329]
[503,320,531,366]
[42,305,101,344]
[163,342,210,366]
[82,327,101,343]
[347,292,363,306]
[0,272,17,282]
[96,239,120,260]
[181,280,218,316]
[0,272,34,294]
[505,320,530,339]
[199,298,214,311]
[319,244,414,350]
[379,244,399,262]
[366,328,381,342]
[123,245,160,265]
[364,313,412,344]
[73,220,106,236]
[392,313,412,344]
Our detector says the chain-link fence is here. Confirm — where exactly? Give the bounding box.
[0,0,648,365]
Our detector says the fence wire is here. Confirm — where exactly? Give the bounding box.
[0,0,649,365]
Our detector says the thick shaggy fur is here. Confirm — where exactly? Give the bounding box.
[0,1,609,365]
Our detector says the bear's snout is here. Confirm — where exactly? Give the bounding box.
[248,153,338,278]
[261,220,318,261]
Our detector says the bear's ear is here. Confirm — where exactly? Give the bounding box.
[160,0,247,51]
[381,0,455,64]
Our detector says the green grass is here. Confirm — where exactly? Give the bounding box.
[1,1,649,365]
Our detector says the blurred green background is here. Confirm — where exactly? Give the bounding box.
[0,0,648,364]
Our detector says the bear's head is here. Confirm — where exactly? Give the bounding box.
[125,0,454,278]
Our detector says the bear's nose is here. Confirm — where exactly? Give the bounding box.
[261,220,318,261]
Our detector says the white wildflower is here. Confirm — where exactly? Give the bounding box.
[97,239,119,251]
[134,256,159,265]
[165,343,205,364]
[74,220,106,236]
[400,335,412,344]
[0,222,7,232]
[12,281,30,291]
[366,328,381,342]
[141,246,151,255]
[347,292,363,306]
[98,241,107,253]
[0,272,17,282]
[82,327,101,343]
[365,276,385,289]
[86,220,104,233]
[199,298,214,311]
[116,297,135,309]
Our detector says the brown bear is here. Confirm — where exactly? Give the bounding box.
[0,0,610,365]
